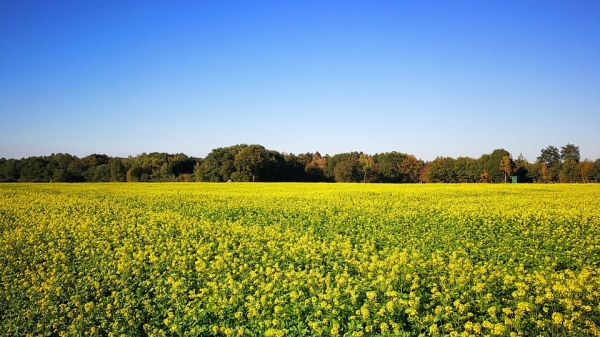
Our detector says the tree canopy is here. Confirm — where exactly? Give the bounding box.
[1,143,597,183]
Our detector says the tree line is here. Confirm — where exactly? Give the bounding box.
[1,143,599,183]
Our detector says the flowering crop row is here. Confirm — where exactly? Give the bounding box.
[1,183,599,336]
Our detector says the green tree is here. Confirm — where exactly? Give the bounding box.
[282,153,311,181]
[81,154,109,167]
[66,158,85,182]
[372,151,422,183]
[590,159,600,182]
[558,143,580,182]
[234,145,269,182]
[358,153,375,182]
[476,154,491,182]
[374,152,406,183]
[200,145,248,182]
[513,153,532,183]
[524,162,540,183]
[47,153,76,182]
[333,160,361,182]
[560,143,580,163]
[425,157,455,183]
[92,164,111,182]
[561,159,578,182]
[537,146,561,182]
[453,157,478,183]
[0,158,20,181]
[81,155,109,182]
[326,152,362,182]
[19,157,47,182]
[169,153,197,177]
[200,153,224,182]
[230,171,251,182]
[109,159,127,182]
[481,149,511,183]
[538,146,561,165]
[398,154,423,183]
[263,150,287,181]
[126,166,151,182]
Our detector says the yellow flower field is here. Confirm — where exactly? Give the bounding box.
[1,183,599,336]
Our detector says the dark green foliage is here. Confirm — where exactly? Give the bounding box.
[199,145,248,182]
[18,157,47,182]
[281,153,311,182]
[0,143,595,183]
[561,143,580,163]
[538,146,561,166]
[109,159,127,182]
[92,164,111,182]
[234,145,270,182]
[372,152,423,183]
[333,159,361,182]
[590,159,600,183]
[425,157,456,183]
[325,152,362,182]
[484,149,512,183]
[453,157,479,183]
[0,159,20,181]
[374,152,406,182]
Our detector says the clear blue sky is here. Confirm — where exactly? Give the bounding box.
[1,1,599,161]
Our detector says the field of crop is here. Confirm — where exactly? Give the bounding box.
[1,183,599,336]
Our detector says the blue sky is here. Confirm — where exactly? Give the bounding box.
[1,1,599,161]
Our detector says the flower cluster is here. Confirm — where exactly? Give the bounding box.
[1,183,599,336]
